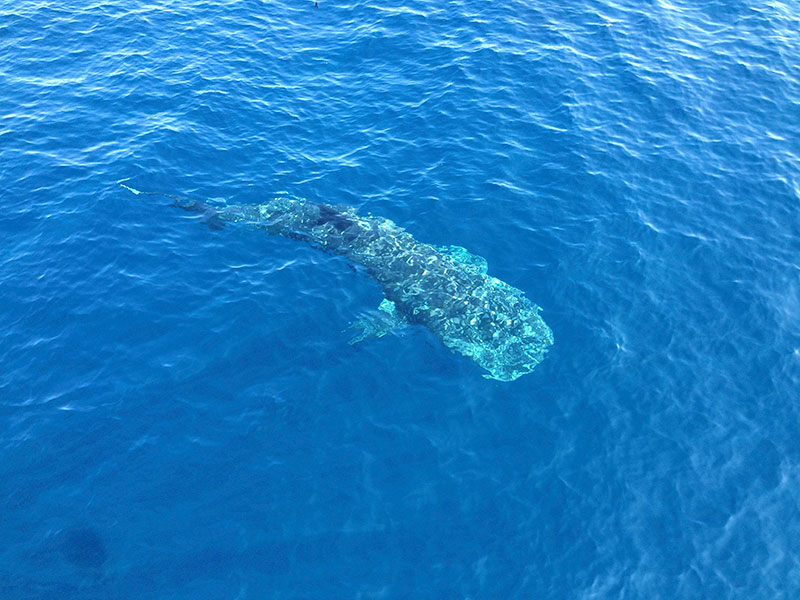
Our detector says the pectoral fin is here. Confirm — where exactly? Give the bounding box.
[435,245,488,273]
[347,299,408,345]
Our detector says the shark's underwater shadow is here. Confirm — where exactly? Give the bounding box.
[58,525,108,571]
[8,522,115,600]
[124,185,554,381]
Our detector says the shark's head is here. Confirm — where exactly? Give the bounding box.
[427,276,554,381]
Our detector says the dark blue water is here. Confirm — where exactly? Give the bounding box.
[2,1,799,598]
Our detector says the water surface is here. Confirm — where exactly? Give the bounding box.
[1,0,799,598]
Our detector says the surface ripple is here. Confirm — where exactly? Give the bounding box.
[1,0,799,598]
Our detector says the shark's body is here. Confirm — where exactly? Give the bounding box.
[177,194,553,381]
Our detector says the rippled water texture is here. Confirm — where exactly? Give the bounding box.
[1,1,799,598]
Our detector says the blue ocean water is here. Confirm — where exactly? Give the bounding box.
[1,0,799,597]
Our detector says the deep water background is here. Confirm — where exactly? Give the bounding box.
[2,1,800,598]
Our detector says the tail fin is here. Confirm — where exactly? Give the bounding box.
[119,183,225,231]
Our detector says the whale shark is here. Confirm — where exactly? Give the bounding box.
[124,185,553,381]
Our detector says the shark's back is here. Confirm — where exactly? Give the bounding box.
[215,196,553,380]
